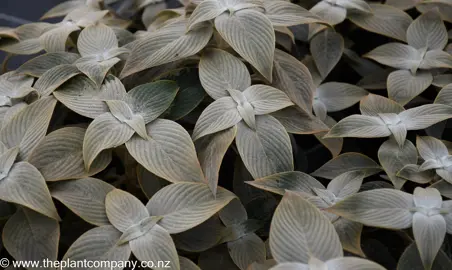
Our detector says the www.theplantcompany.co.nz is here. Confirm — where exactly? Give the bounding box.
[0,257,172,269]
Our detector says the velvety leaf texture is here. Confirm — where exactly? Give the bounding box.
[1,1,452,268]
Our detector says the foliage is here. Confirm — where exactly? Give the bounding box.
[0,0,452,269]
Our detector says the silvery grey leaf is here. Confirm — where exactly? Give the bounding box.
[246,171,325,196]
[310,1,347,25]
[360,94,405,117]
[215,9,275,81]
[348,4,412,42]
[269,191,343,264]
[273,49,316,113]
[364,43,422,70]
[310,29,344,79]
[387,69,433,106]
[50,177,114,226]
[312,152,382,179]
[328,188,415,229]
[406,9,448,50]
[378,138,417,189]
[199,48,251,100]
[192,97,242,141]
[3,208,59,270]
[398,242,452,270]
[16,52,80,77]
[236,115,293,179]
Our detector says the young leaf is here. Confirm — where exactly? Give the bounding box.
[126,119,205,183]
[28,127,111,181]
[75,57,120,87]
[147,182,236,233]
[243,85,293,115]
[50,178,115,226]
[54,75,127,119]
[310,29,344,79]
[387,70,433,105]
[77,23,118,58]
[420,50,452,69]
[196,126,237,195]
[186,0,226,30]
[83,112,134,170]
[105,189,149,232]
[199,48,251,100]
[126,80,178,123]
[417,136,449,161]
[327,170,365,198]
[192,97,242,141]
[406,9,448,50]
[215,9,275,81]
[328,189,414,229]
[3,208,59,268]
[270,191,343,264]
[236,115,293,179]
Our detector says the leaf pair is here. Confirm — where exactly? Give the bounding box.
[0,96,60,220]
[309,0,372,25]
[378,138,420,189]
[74,23,129,86]
[194,64,294,178]
[398,136,452,185]
[216,199,266,270]
[63,182,236,270]
[248,170,365,255]
[188,0,322,81]
[269,191,385,269]
[200,48,328,139]
[0,72,36,128]
[365,10,451,104]
[120,18,213,78]
[326,94,452,147]
[329,187,452,270]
